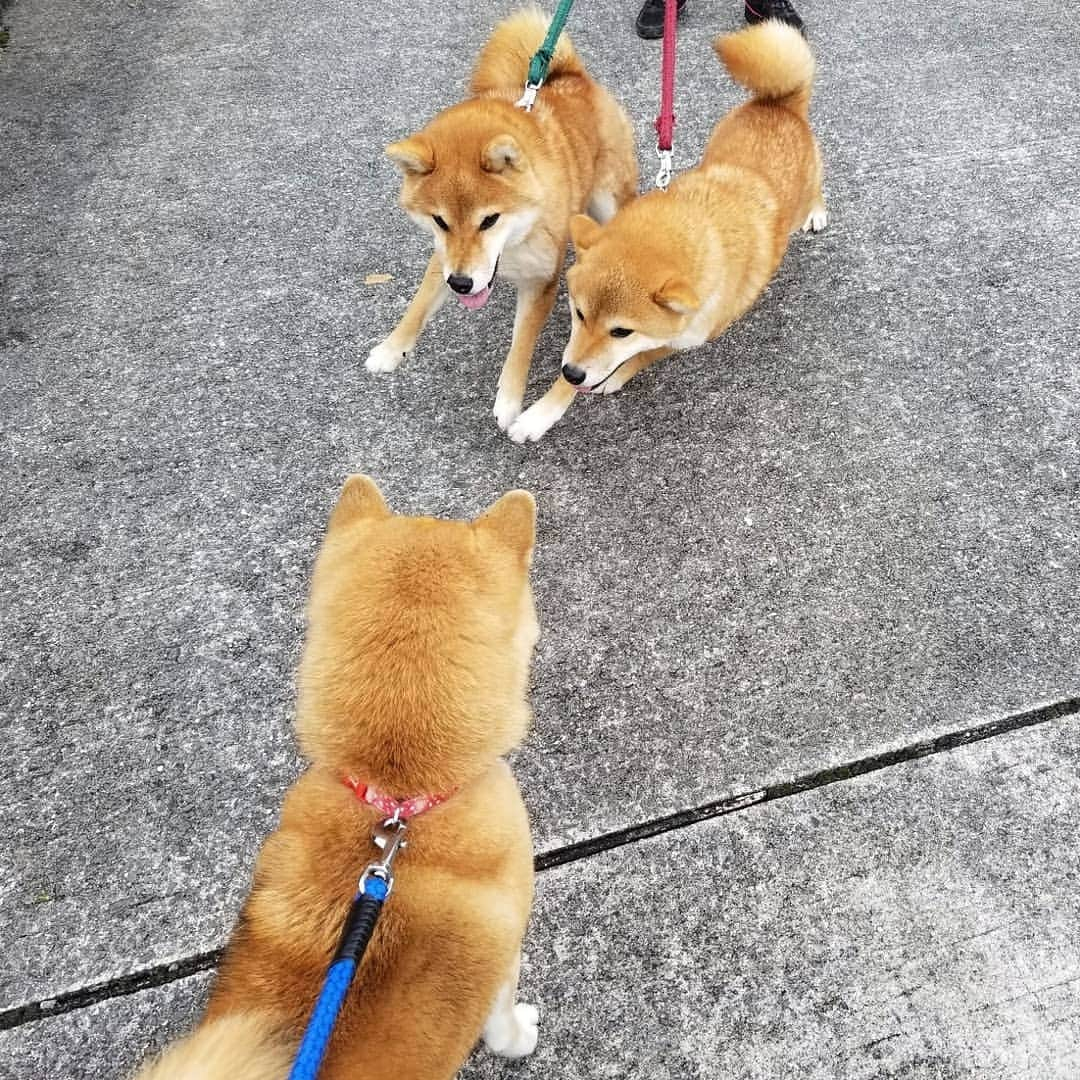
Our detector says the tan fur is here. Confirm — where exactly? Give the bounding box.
[135,1015,293,1080]
[716,18,815,114]
[133,477,541,1080]
[469,7,585,93]
[508,20,827,442]
[366,9,638,436]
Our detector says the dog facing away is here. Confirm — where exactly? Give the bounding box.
[135,476,541,1080]
[365,9,637,435]
[508,20,827,442]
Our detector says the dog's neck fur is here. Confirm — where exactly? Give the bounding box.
[296,595,533,798]
[336,697,525,799]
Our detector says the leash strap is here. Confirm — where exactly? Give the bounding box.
[286,877,388,1080]
[286,820,406,1080]
[654,0,679,188]
[516,0,577,111]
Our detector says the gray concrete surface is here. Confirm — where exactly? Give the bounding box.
[2,0,1079,1072]
[5,720,1079,1077]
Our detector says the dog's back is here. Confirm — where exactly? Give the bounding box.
[704,21,823,236]
[466,7,637,220]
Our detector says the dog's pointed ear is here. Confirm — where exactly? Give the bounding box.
[386,135,435,176]
[653,277,700,314]
[482,135,525,173]
[570,214,602,252]
[329,475,391,530]
[475,490,536,564]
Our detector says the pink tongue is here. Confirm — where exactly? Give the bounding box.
[457,285,492,310]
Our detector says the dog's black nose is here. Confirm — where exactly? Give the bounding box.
[447,274,473,295]
[562,363,587,386]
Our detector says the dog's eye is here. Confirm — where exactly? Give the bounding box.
[610,327,633,338]
[479,213,500,231]
[432,215,450,231]
[574,308,584,322]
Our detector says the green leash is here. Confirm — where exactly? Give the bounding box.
[516,0,577,111]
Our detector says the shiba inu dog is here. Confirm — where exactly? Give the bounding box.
[366,9,637,434]
[508,20,827,442]
[135,476,541,1080]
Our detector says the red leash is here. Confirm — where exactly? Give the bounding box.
[654,0,678,188]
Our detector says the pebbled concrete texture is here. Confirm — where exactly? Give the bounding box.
[1,0,1079,1046]
[4,719,1079,1078]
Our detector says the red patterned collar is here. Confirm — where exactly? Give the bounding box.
[343,776,455,821]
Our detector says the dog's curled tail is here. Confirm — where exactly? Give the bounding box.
[131,1013,293,1080]
[470,8,586,96]
[714,20,815,118]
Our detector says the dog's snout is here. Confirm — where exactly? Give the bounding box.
[562,363,587,386]
[447,274,474,295]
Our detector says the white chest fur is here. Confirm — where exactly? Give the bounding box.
[670,296,721,351]
[500,232,559,285]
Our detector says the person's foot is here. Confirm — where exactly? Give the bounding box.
[744,0,805,33]
[635,0,687,40]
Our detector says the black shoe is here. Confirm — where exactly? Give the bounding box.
[744,0,804,33]
[635,0,687,40]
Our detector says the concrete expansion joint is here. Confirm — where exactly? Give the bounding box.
[4,695,1078,1035]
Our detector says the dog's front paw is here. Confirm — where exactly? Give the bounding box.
[365,340,407,374]
[600,372,630,395]
[493,387,522,431]
[508,401,561,444]
[487,1003,540,1059]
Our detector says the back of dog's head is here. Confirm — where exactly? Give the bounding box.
[296,476,538,792]
[384,101,543,294]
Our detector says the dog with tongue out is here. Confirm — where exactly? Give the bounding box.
[365,10,637,436]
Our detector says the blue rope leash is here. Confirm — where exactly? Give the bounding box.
[287,958,358,1080]
[287,821,403,1080]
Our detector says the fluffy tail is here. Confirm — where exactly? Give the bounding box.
[714,20,815,117]
[470,8,586,95]
[132,1014,293,1080]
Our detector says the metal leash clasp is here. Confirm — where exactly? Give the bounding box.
[515,82,540,112]
[655,147,673,191]
[359,814,408,897]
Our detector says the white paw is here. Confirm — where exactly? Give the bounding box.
[802,206,828,233]
[599,376,625,396]
[365,340,407,374]
[515,1003,539,1027]
[587,190,618,224]
[493,387,522,431]
[507,402,561,444]
[487,1003,540,1058]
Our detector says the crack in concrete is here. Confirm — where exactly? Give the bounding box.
[2,694,1077,1032]
[534,696,1080,872]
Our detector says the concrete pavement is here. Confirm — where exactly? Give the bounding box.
[1,0,1078,1074]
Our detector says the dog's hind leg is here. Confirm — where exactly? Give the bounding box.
[589,92,639,221]
[482,953,539,1059]
[801,143,828,233]
[586,189,619,224]
[493,277,559,431]
[801,193,828,233]
[366,254,449,373]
